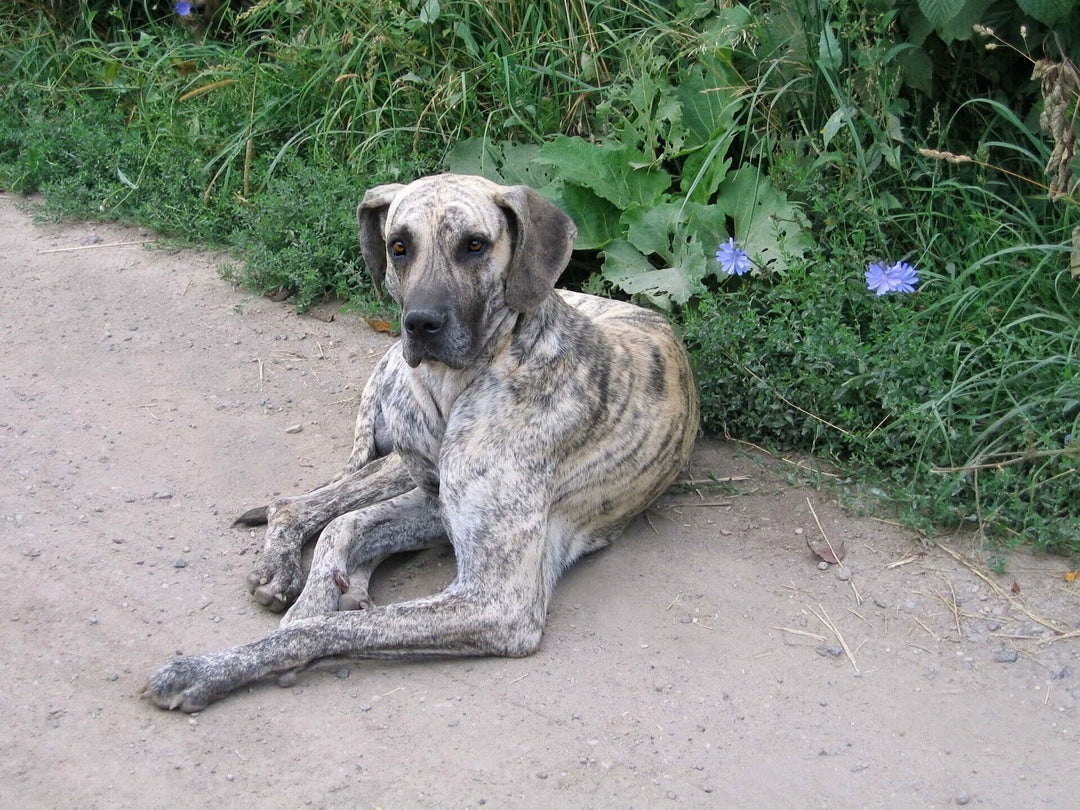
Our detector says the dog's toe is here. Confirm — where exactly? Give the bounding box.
[245,553,303,611]
[142,658,217,713]
[252,583,291,612]
[338,589,373,612]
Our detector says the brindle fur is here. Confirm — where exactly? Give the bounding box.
[142,174,698,711]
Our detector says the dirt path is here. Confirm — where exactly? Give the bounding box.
[0,194,1076,808]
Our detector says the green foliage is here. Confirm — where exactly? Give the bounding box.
[448,5,811,307]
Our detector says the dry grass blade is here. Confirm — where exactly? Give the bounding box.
[808,603,860,674]
[37,239,153,254]
[935,542,1069,636]
[805,497,844,565]
[772,626,828,643]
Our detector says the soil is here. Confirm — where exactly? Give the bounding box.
[0,193,1077,809]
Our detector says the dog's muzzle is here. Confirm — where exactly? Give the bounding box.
[401,306,448,368]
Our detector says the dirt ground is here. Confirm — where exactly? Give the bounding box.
[0,193,1077,809]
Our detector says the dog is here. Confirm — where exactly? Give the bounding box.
[142,174,699,711]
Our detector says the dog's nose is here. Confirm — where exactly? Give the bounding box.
[403,308,446,339]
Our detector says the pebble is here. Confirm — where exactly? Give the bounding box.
[836,567,851,581]
[152,491,173,500]
[817,561,830,571]
[335,667,350,679]
[956,790,971,805]
[174,559,187,568]
[994,649,1019,664]
[284,424,303,434]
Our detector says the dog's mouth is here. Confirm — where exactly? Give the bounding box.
[402,331,470,370]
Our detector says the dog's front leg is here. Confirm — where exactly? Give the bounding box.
[245,453,415,611]
[143,576,546,712]
[279,488,447,625]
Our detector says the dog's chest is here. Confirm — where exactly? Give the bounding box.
[382,360,478,495]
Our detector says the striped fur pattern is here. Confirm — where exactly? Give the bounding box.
[143,174,698,711]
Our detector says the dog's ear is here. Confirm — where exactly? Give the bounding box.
[495,186,577,312]
[356,184,405,301]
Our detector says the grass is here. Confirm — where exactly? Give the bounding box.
[1,1,1077,556]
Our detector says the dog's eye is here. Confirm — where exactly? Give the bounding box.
[390,240,407,257]
[466,238,485,253]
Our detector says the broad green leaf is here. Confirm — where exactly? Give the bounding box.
[548,183,621,250]
[623,203,681,258]
[418,0,440,24]
[443,139,551,188]
[675,64,742,152]
[714,169,810,275]
[817,24,843,72]
[937,0,991,43]
[602,239,704,307]
[917,0,964,28]
[1017,0,1075,24]
[821,107,847,149]
[443,137,506,181]
[534,136,670,210]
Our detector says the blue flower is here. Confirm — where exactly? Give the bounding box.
[865,260,918,295]
[716,238,752,276]
[175,1,192,16]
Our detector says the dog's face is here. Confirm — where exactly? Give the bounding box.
[357,174,577,369]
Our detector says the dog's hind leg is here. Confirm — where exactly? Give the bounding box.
[279,488,446,626]
[244,452,416,612]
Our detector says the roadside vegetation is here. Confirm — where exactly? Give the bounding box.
[2,0,1077,554]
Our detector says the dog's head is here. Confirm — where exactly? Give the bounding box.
[357,174,577,369]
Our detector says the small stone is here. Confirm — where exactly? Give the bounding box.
[284,424,303,434]
[826,646,843,657]
[956,790,971,805]
[335,667,350,679]
[359,703,372,712]
[986,620,1001,632]
[152,491,173,500]
[174,559,187,568]
[994,649,1019,664]
[836,567,851,581]
[817,561,830,571]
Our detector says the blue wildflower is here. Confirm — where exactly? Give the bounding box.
[716,238,752,277]
[175,1,192,16]
[866,260,918,295]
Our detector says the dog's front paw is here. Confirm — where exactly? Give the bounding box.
[245,551,304,612]
[141,657,222,713]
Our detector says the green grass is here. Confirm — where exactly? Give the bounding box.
[1,1,1077,555]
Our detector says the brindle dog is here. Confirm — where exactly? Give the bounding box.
[143,174,698,711]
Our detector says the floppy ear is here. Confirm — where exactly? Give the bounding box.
[495,186,577,312]
[356,183,405,302]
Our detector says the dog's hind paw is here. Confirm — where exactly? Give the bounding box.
[245,551,305,613]
[141,657,221,713]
